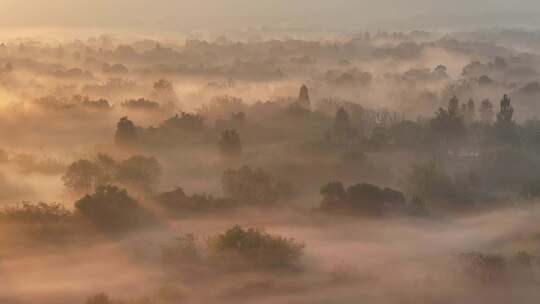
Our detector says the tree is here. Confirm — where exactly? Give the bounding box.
[448,95,460,117]
[494,94,517,143]
[463,98,476,124]
[75,185,147,231]
[222,166,292,205]
[408,160,456,200]
[155,187,236,215]
[162,112,206,132]
[297,84,310,109]
[114,117,138,146]
[151,79,179,108]
[409,196,429,216]
[333,107,356,137]
[320,182,346,204]
[115,155,162,193]
[62,160,101,193]
[218,129,242,158]
[479,99,494,124]
[430,96,466,145]
[496,94,514,128]
[208,225,305,270]
[121,98,159,110]
[433,65,448,78]
[320,181,405,216]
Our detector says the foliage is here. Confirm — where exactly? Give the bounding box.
[208,225,305,270]
[155,187,237,215]
[218,129,242,158]
[0,202,72,222]
[115,155,162,193]
[75,185,149,232]
[115,117,138,146]
[320,181,406,216]
[222,166,293,206]
[429,96,467,145]
[121,98,160,110]
[62,160,102,193]
[63,154,162,194]
[161,112,206,132]
[408,160,457,200]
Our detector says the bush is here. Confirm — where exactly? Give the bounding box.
[75,185,150,232]
[208,225,305,270]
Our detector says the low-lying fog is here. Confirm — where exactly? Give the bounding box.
[1,27,540,303]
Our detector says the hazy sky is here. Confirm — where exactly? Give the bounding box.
[1,0,540,30]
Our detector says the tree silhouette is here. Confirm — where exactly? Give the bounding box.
[115,155,162,193]
[114,117,138,146]
[151,79,179,108]
[75,185,147,231]
[219,129,242,158]
[430,96,466,145]
[496,94,514,127]
[297,84,310,109]
[494,94,517,143]
[62,160,101,194]
[222,166,292,205]
[463,98,476,124]
[479,99,494,124]
[448,95,460,117]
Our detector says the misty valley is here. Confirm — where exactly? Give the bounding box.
[2,29,540,303]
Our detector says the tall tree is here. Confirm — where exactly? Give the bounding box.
[297,84,310,109]
[115,117,138,146]
[479,99,494,124]
[494,94,517,143]
[496,94,514,127]
[219,129,242,158]
[448,95,460,117]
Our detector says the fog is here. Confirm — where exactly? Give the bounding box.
[2,0,540,30]
[2,3,540,304]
